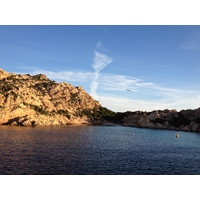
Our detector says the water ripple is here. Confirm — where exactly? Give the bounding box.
[0,125,200,174]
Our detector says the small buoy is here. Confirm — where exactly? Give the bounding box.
[176,134,179,138]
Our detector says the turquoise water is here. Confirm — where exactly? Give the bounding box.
[0,125,200,174]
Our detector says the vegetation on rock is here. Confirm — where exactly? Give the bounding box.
[0,68,102,126]
[0,68,200,133]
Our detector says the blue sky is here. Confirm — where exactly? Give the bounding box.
[1,25,200,112]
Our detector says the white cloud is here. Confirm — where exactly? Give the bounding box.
[92,51,112,72]
[90,73,99,99]
[96,41,103,50]
[32,69,93,82]
[99,92,200,112]
[90,51,112,99]
[31,68,148,93]
[95,73,200,112]
[95,41,111,53]
[98,96,161,112]
[27,68,200,112]
[98,73,154,91]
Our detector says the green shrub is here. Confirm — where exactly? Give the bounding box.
[28,104,49,115]
[57,109,71,119]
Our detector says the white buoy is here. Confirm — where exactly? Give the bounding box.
[176,134,179,138]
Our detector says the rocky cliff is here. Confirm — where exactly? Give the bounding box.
[1,68,200,132]
[0,68,102,126]
[122,108,200,132]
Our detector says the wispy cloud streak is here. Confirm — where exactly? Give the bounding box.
[98,74,154,92]
[95,41,103,50]
[90,51,112,99]
[26,67,200,112]
[32,69,93,82]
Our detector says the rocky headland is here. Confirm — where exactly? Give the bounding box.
[121,108,200,133]
[0,68,104,126]
[0,68,200,133]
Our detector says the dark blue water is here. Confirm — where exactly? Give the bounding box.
[0,125,200,175]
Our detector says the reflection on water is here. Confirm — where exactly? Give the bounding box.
[0,125,200,174]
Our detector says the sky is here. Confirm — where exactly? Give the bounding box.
[1,25,200,112]
[0,1,200,198]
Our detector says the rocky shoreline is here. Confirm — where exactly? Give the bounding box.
[0,68,200,133]
[121,108,200,133]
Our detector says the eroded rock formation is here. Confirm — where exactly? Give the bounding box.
[122,108,200,132]
[0,68,101,126]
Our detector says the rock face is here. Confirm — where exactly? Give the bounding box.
[0,68,101,126]
[1,68,200,132]
[122,108,200,133]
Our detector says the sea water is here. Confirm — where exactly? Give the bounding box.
[0,125,200,175]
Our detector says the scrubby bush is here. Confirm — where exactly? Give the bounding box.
[57,109,71,119]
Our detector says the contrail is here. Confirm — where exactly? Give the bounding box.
[90,51,112,99]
